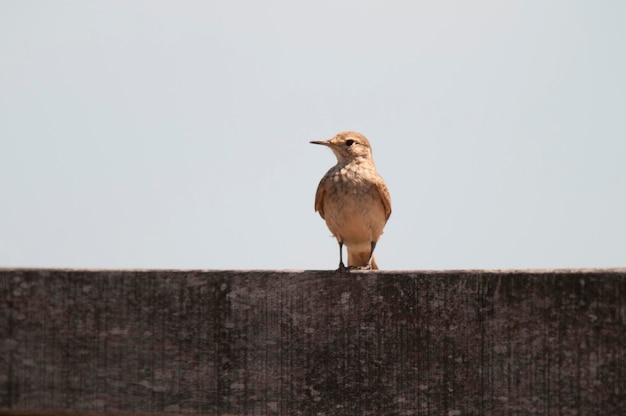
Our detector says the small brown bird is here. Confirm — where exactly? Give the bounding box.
[310,131,392,271]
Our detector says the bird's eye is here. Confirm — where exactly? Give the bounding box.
[345,139,354,146]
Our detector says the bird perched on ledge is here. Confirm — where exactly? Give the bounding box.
[310,131,392,271]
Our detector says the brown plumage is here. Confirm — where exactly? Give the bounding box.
[310,131,391,271]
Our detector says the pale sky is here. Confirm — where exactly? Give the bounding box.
[1,1,625,270]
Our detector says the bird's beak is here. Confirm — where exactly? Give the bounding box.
[310,140,330,146]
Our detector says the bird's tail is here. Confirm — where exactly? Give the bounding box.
[347,250,378,270]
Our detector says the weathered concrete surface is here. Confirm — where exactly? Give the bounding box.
[0,268,625,415]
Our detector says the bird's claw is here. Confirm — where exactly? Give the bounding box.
[353,264,373,271]
[335,263,374,272]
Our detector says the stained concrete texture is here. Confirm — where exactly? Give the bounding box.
[1,268,625,415]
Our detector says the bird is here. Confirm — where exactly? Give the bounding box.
[310,131,392,271]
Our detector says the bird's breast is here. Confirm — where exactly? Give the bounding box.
[320,163,387,246]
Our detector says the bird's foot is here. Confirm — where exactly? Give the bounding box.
[353,264,373,271]
[336,264,374,272]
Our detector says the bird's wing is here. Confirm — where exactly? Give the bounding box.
[314,180,326,219]
[376,180,392,220]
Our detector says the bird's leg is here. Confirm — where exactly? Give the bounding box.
[365,241,377,270]
[352,241,378,271]
[336,241,348,272]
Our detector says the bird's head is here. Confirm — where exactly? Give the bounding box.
[310,131,374,164]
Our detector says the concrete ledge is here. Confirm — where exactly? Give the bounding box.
[1,268,625,415]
